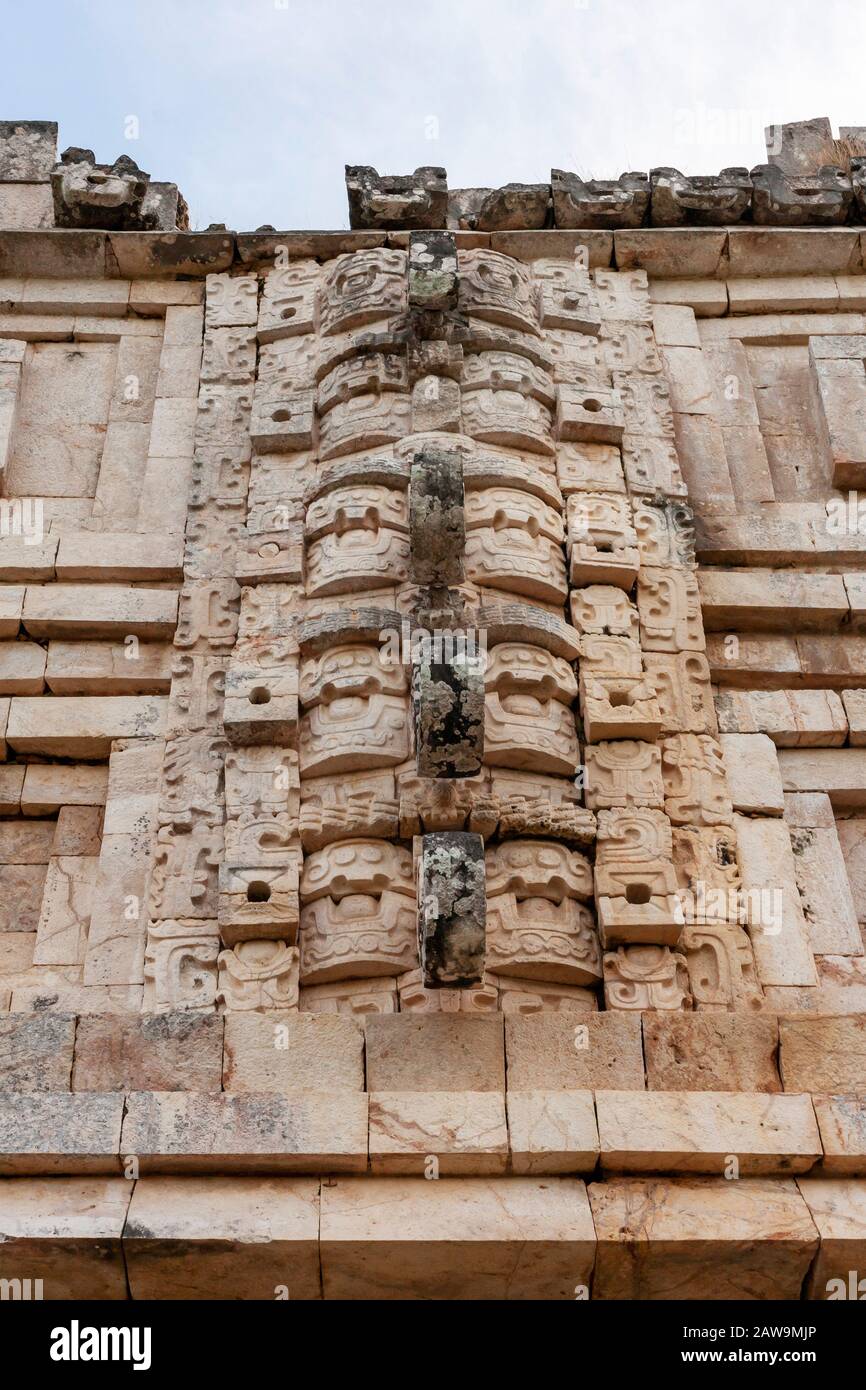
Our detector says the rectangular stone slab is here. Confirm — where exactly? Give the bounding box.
[21,585,178,639]
[120,1090,368,1173]
[0,1092,124,1174]
[506,1090,599,1174]
[320,1175,596,1299]
[0,1011,75,1091]
[222,1013,364,1094]
[368,1091,508,1174]
[124,1175,321,1300]
[72,1012,224,1093]
[779,1016,866,1094]
[0,1176,131,1299]
[596,1089,821,1175]
[812,1095,866,1174]
[589,1176,818,1299]
[7,695,167,756]
[364,1014,505,1092]
[797,1176,866,1298]
[505,1013,645,1090]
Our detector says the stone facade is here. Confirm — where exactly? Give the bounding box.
[0,116,865,1301]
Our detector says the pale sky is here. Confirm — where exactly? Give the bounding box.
[5,0,866,230]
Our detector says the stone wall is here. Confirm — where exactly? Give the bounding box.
[0,119,865,1301]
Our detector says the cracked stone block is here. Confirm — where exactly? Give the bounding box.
[418,832,486,988]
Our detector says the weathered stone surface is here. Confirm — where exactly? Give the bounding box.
[413,652,484,778]
[504,1013,645,1090]
[320,1175,595,1299]
[720,732,784,815]
[121,1090,368,1172]
[124,1175,321,1299]
[589,1176,818,1299]
[346,166,447,230]
[552,169,649,229]
[812,1096,866,1174]
[369,1091,508,1174]
[779,1017,866,1095]
[0,1011,75,1090]
[365,1013,505,1092]
[417,831,486,988]
[222,1012,364,1093]
[506,1090,599,1174]
[408,229,458,310]
[0,1175,131,1300]
[71,1012,223,1092]
[409,448,465,585]
[0,1092,123,1174]
[798,1176,866,1299]
[643,1014,781,1093]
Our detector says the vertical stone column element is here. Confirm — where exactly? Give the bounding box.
[409,449,465,586]
[417,831,486,987]
[408,231,459,312]
[413,641,485,778]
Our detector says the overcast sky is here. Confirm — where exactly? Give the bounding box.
[6,0,866,230]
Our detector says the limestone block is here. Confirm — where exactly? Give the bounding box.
[365,1014,505,1092]
[120,1090,368,1173]
[0,585,23,637]
[0,1092,123,1174]
[720,732,784,815]
[643,1014,781,1093]
[369,1091,508,1174]
[408,448,464,586]
[142,920,219,1013]
[0,765,24,814]
[0,866,46,932]
[0,818,54,864]
[485,837,599,984]
[0,538,57,585]
[0,640,44,694]
[505,1012,644,1090]
[566,492,638,590]
[779,1017,866,1094]
[716,688,847,747]
[0,1174,131,1299]
[218,860,300,946]
[643,651,716,736]
[700,569,849,632]
[0,1012,75,1090]
[779,749,866,807]
[20,764,108,814]
[798,1177,866,1299]
[589,1176,818,1299]
[579,675,662,742]
[662,734,733,826]
[603,943,692,1010]
[46,640,171,696]
[812,1096,866,1174]
[785,794,862,955]
[54,532,184,582]
[585,740,664,810]
[217,940,299,1012]
[733,813,818,988]
[21,585,178,640]
[299,693,410,777]
[506,1090,599,1174]
[556,441,625,495]
[222,1012,364,1093]
[555,383,624,444]
[299,838,415,983]
[72,1012,223,1092]
[32,856,99,966]
[52,806,102,857]
[7,695,166,758]
[320,1174,595,1300]
[125,1174,322,1300]
[596,1089,820,1175]
[842,688,866,745]
[637,567,704,652]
